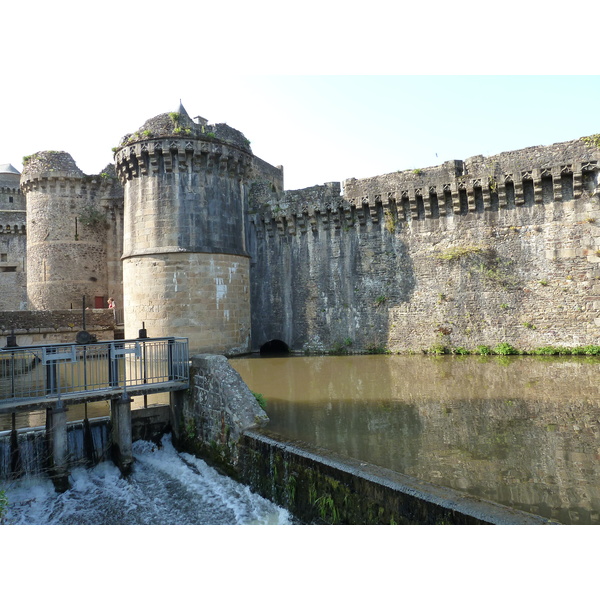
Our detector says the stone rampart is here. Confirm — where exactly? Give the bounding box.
[249,135,600,354]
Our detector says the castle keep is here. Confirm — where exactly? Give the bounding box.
[2,105,600,354]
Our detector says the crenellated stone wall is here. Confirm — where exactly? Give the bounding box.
[249,136,600,354]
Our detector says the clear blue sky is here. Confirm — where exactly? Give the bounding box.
[3,3,600,192]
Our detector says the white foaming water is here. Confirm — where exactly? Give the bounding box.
[3,435,292,525]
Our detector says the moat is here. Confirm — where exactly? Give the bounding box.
[230,354,600,525]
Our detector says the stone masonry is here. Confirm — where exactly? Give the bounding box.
[3,109,600,355]
[249,136,600,353]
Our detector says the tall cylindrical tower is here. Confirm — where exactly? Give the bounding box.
[21,151,109,310]
[114,105,254,355]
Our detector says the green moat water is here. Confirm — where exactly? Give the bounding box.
[230,354,600,525]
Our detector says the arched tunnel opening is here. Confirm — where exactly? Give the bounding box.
[259,339,290,355]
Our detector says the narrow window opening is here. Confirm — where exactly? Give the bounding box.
[459,189,469,215]
[561,173,574,202]
[430,193,440,219]
[522,178,534,206]
[474,187,484,212]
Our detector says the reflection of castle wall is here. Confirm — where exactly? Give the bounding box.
[250,137,600,354]
[234,355,600,523]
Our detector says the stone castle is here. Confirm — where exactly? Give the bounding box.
[2,103,600,354]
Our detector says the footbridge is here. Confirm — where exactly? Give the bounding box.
[0,336,189,490]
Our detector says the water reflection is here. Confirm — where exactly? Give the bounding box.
[230,354,600,525]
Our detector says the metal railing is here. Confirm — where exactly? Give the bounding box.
[0,337,189,409]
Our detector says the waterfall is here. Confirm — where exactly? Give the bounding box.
[1,435,292,525]
[0,418,112,480]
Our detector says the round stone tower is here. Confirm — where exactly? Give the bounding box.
[21,151,109,310]
[114,104,254,355]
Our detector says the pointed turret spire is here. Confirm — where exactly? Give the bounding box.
[0,163,20,175]
[178,100,190,119]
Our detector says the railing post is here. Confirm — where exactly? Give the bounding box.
[10,413,21,478]
[168,338,174,381]
[108,342,120,387]
[3,330,19,399]
[45,402,70,492]
[9,351,16,399]
[110,395,133,476]
[46,360,58,395]
[138,326,148,409]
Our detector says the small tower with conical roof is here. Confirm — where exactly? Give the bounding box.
[115,103,255,354]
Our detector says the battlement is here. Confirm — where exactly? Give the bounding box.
[344,136,600,219]
[114,107,255,186]
[0,222,26,235]
[20,151,121,198]
[0,184,21,194]
[115,137,253,183]
[250,135,600,236]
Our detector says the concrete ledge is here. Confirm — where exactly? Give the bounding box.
[239,430,558,525]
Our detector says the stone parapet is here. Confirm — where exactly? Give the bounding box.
[343,137,600,224]
[0,309,116,346]
[250,136,600,238]
[114,109,254,184]
[115,137,253,183]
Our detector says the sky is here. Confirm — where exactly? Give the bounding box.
[2,2,600,192]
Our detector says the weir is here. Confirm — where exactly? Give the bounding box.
[0,337,189,491]
[0,406,171,481]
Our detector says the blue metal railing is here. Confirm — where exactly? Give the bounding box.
[0,337,189,408]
